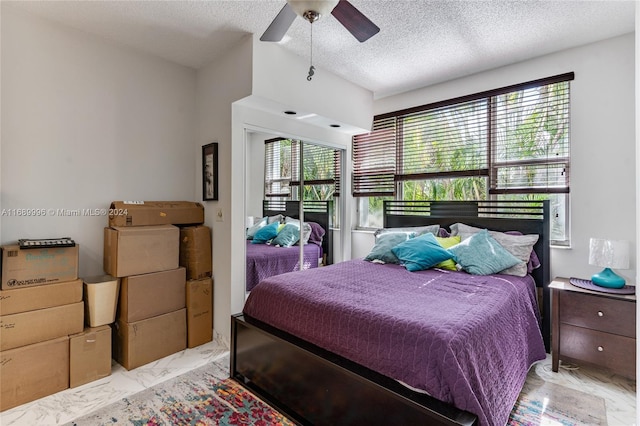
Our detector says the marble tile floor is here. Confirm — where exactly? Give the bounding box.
[1,340,229,426]
[531,356,636,426]
[1,347,636,426]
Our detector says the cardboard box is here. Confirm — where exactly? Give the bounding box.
[179,226,212,280]
[186,278,213,348]
[70,325,112,388]
[1,245,79,289]
[0,279,82,316]
[0,301,84,351]
[103,225,179,277]
[113,308,186,370]
[1,336,70,412]
[119,267,186,322]
[108,201,204,227]
[84,275,120,327]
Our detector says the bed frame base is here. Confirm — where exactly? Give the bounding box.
[231,314,478,426]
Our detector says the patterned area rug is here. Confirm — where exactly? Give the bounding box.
[68,355,607,426]
[67,356,294,426]
[509,374,608,425]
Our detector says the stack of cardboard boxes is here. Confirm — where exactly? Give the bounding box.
[0,244,84,411]
[0,201,213,412]
[104,201,212,370]
[180,225,214,348]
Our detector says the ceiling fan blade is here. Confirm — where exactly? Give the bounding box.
[331,0,380,43]
[260,3,297,42]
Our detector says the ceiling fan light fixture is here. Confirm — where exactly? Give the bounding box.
[288,0,339,22]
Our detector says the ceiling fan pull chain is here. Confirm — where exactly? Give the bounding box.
[307,22,314,81]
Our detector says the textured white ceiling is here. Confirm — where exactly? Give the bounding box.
[6,0,636,99]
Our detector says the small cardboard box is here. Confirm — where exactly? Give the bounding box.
[179,226,212,280]
[108,201,204,227]
[113,308,186,370]
[1,245,79,289]
[70,325,112,388]
[119,267,186,322]
[1,336,70,412]
[84,275,120,327]
[0,301,84,351]
[103,225,179,277]
[0,278,82,316]
[186,277,213,348]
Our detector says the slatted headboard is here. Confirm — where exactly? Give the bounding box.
[384,200,551,351]
[263,200,333,265]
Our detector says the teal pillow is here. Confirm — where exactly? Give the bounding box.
[246,217,267,239]
[271,223,301,247]
[252,221,279,244]
[391,233,453,272]
[448,229,521,275]
[364,232,415,264]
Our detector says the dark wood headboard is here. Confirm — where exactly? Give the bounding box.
[263,200,333,265]
[384,200,551,351]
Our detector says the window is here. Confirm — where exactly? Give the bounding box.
[264,138,342,226]
[353,73,573,245]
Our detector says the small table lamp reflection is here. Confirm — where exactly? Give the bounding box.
[588,238,630,288]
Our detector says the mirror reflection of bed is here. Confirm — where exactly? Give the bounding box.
[245,131,342,294]
[245,200,333,292]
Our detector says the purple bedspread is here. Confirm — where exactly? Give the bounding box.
[245,241,322,292]
[243,259,546,426]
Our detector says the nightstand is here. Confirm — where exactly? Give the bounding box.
[550,277,636,379]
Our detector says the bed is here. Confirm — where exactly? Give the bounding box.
[245,200,333,292]
[232,200,550,426]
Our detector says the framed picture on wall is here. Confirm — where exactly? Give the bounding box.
[202,142,218,201]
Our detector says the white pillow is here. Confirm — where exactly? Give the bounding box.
[284,217,312,245]
[267,214,284,224]
[450,223,539,277]
[374,224,440,238]
[246,217,267,239]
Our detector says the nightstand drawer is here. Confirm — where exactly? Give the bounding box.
[559,291,635,338]
[560,324,636,378]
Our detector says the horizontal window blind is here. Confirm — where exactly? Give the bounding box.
[353,72,573,197]
[352,116,396,196]
[334,149,342,197]
[266,138,341,199]
[264,138,292,197]
[490,81,570,194]
[398,99,488,180]
[290,143,339,186]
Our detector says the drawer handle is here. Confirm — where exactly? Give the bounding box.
[597,346,604,352]
[597,311,604,317]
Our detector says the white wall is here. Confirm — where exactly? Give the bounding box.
[354,34,637,283]
[246,131,269,219]
[195,36,253,346]
[1,6,197,277]
[635,8,639,425]
[251,36,373,132]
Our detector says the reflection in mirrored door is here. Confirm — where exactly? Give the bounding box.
[245,131,344,294]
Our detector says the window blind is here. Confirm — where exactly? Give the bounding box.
[265,138,341,199]
[352,116,396,196]
[489,81,570,194]
[398,99,488,181]
[264,138,292,197]
[353,72,573,197]
[333,149,342,197]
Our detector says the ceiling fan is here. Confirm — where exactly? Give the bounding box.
[260,0,380,43]
[261,1,379,81]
